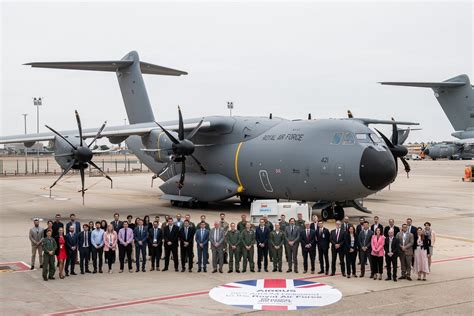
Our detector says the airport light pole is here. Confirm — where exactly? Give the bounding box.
[33,97,42,174]
[227,101,234,117]
[22,114,28,174]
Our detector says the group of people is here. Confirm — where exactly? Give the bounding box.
[29,212,434,283]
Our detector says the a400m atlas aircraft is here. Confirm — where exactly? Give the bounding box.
[0,51,418,220]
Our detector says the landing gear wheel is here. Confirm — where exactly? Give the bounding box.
[333,205,345,221]
[321,207,332,221]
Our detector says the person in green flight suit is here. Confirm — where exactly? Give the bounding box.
[226,222,241,273]
[296,213,306,230]
[237,214,248,261]
[279,214,289,262]
[42,229,57,281]
[269,222,286,272]
[240,222,255,272]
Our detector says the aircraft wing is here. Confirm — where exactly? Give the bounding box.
[350,118,420,126]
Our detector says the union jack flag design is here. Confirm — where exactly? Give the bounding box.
[209,278,342,311]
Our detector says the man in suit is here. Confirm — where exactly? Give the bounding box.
[111,212,123,233]
[384,219,400,237]
[285,218,300,273]
[226,222,241,273]
[148,220,162,271]
[370,216,383,233]
[309,214,319,230]
[384,228,400,281]
[255,218,270,272]
[330,220,346,276]
[91,221,104,274]
[316,220,330,274]
[195,221,209,272]
[210,221,225,273]
[163,217,180,272]
[358,221,373,278]
[52,214,63,239]
[179,220,195,272]
[355,217,365,265]
[78,224,92,274]
[269,222,285,272]
[341,216,350,232]
[118,221,134,273]
[29,218,44,270]
[134,218,148,272]
[397,223,414,281]
[300,222,316,273]
[240,222,256,272]
[65,225,78,276]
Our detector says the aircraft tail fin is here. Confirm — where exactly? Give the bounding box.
[25,51,187,124]
[380,74,474,131]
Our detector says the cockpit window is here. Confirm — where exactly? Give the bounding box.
[369,133,382,143]
[356,133,371,143]
[331,132,343,145]
[342,132,355,145]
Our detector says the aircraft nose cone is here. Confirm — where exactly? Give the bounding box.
[359,146,396,191]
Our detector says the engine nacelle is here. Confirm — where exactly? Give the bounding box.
[52,136,80,169]
[141,130,177,163]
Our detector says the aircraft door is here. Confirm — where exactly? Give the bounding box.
[259,170,274,192]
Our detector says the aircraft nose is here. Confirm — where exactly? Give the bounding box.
[359,146,397,191]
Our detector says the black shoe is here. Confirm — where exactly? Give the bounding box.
[311,270,315,274]
[136,269,139,272]
[264,269,268,272]
[303,270,307,274]
[347,275,350,278]
[49,276,55,280]
[393,278,398,282]
[318,270,324,274]
[385,277,391,281]
[40,265,43,269]
[93,270,97,274]
[236,270,241,273]
[80,271,84,275]
[399,276,406,280]
[272,269,277,272]
[142,268,146,272]
[197,268,202,273]
[342,273,346,277]
[212,269,217,273]
[228,270,233,273]
[407,276,412,281]
[203,268,207,273]
[85,270,91,273]
[162,268,168,271]
[175,269,179,272]
[242,269,246,273]
[287,269,292,273]
[294,270,298,273]
[258,269,261,272]
[325,271,329,275]
[219,269,223,273]
[65,273,69,277]
[150,268,155,271]
[353,275,358,278]
[70,272,76,275]
[43,277,48,281]
[278,269,282,272]
[359,274,364,278]
[30,266,34,270]
[189,269,192,273]
[330,273,335,276]
[181,268,185,272]
[250,269,255,272]
[370,274,374,278]
[99,270,103,274]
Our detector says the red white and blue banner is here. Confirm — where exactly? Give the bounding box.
[209,278,342,310]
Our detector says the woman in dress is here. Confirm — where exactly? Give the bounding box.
[414,227,430,280]
[344,225,359,278]
[103,223,117,273]
[55,227,67,279]
[371,227,385,280]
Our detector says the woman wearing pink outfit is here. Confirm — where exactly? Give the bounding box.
[371,227,385,280]
[413,227,430,281]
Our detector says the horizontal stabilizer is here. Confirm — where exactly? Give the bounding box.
[353,118,419,126]
[24,61,187,76]
[379,81,466,88]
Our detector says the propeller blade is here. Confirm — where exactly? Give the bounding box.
[400,157,411,177]
[186,119,203,140]
[391,117,398,145]
[158,161,172,177]
[49,159,76,194]
[89,161,113,188]
[347,110,353,118]
[45,125,77,150]
[178,106,184,141]
[155,122,179,144]
[54,153,74,158]
[88,121,107,148]
[75,110,83,147]
[190,154,207,173]
[79,165,86,205]
[375,128,395,148]
[178,160,185,189]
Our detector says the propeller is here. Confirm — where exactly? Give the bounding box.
[375,117,410,178]
[155,106,207,189]
[46,110,112,204]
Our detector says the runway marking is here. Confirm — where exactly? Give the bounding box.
[44,255,474,316]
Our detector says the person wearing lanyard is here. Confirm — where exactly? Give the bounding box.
[148,221,163,271]
[103,224,117,273]
[91,221,105,274]
[396,223,414,281]
[29,218,44,270]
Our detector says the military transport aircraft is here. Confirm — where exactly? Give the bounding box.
[421,139,474,160]
[0,51,418,220]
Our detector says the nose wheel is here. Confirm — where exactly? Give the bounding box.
[333,205,345,221]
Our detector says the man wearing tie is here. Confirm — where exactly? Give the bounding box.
[284,218,300,273]
[148,221,162,271]
[300,222,316,273]
[118,221,134,273]
[163,217,180,272]
[358,221,374,278]
[195,221,209,272]
[330,220,346,276]
[78,224,92,274]
[210,221,225,273]
[111,213,123,233]
[134,218,148,272]
[179,220,195,272]
[255,218,270,272]
[384,228,400,281]
[396,223,414,281]
[29,218,44,270]
[65,225,78,276]
[316,220,330,274]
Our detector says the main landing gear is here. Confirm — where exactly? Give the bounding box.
[170,200,208,209]
[320,205,345,221]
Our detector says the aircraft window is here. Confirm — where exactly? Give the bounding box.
[331,132,343,145]
[356,133,371,143]
[369,133,382,143]
[342,132,355,145]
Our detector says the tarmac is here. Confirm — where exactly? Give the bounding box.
[0,159,473,315]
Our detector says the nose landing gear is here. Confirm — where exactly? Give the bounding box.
[320,205,345,221]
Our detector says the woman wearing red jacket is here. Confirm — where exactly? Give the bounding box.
[371,227,385,280]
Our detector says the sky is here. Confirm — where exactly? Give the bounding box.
[1,0,472,143]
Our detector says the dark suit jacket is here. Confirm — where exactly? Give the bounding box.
[344,233,359,252]
[65,232,78,252]
[383,236,400,256]
[163,224,180,247]
[358,229,374,252]
[179,226,195,246]
[52,222,63,238]
[66,221,81,234]
[255,226,270,246]
[315,227,330,250]
[133,226,148,245]
[148,227,163,245]
[370,223,383,233]
[195,228,209,247]
[78,230,92,250]
[111,220,123,233]
[356,224,363,236]
[341,222,351,232]
[330,228,346,252]
[309,222,318,231]
[300,229,316,251]
[383,225,400,237]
